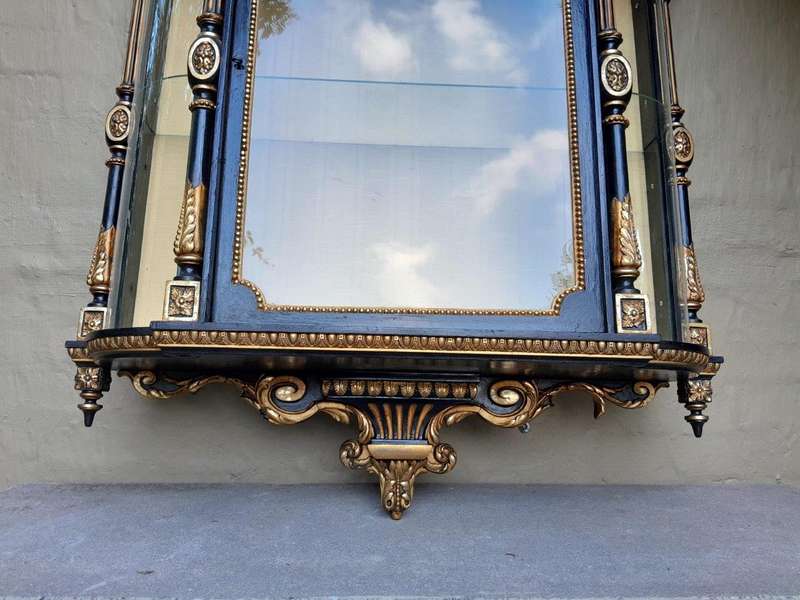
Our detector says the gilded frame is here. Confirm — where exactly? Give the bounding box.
[230,0,586,317]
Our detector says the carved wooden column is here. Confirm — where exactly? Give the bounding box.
[596,0,652,334]
[664,0,714,436]
[73,0,144,426]
[163,0,224,321]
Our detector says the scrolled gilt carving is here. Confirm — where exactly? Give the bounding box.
[611,195,642,279]
[256,376,372,439]
[173,181,207,265]
[117,370,668,518]
[86,226,116,293]
[431,380,550,434]
[539,381,667,419]
[119,370,255,402]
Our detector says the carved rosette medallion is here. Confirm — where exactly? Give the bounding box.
[74,365,112,424]
[77,307,108,339]
[74,366,111,394]
[679,375,713,437]
[615,293,652,334]
[86,226,116,294]
[687,379,713,404]
[688,324,711,350]
[620,298,647,330]
[600,54,633,97]
[673,126,695,164]
[163,280,200,321]
[611,195,642,279]
[105,105,131,143]
[188,37,220,81]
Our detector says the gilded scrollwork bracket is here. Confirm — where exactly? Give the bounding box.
[119,370,666,519]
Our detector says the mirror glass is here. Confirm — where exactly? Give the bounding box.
[241,0,577,312]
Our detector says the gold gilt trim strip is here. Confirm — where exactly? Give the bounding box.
[321,379,478,400]
[67,346,93,364]
[82,330,709,371]
[231,0,585,316]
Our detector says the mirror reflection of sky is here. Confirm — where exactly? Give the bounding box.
[243,0,574,310]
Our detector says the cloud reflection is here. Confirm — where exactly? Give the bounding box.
[432,0,526,84]
[463,130,569,216]
[354,18,414,76]
[371,242,440,306]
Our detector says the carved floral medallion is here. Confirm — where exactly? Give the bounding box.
[673,127,695,163]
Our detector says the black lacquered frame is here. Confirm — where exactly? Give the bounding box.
[66,0,722,519]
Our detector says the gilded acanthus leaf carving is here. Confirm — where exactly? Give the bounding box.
[684,244,706,308]
[82,331,712,372]
[85,226,116,292]
[174,181,206,263]
[611,195,642,276]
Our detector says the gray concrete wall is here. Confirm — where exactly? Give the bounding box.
[1,0,798,489]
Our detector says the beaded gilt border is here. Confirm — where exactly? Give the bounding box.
[231,0,585,316]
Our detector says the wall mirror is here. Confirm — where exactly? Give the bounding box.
[239,0,578,314]
[68,0,722,519]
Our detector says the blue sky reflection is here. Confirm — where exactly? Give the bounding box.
[243,0,574,310]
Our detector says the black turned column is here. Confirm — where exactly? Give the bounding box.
[664,0,715,437]
[596,0,652,334]
[74,0,144,426]
[163,1,224,321]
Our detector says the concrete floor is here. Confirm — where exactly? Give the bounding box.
[0,484,798,599]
